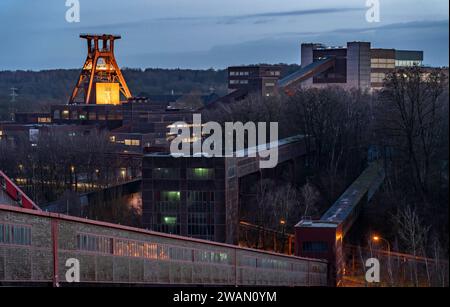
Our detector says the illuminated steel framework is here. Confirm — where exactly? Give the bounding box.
[69,34,132,105]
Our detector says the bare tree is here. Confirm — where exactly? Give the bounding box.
[377,67,448,196]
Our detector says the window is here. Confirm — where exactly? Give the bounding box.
[38,117,51,123]
[109,135,116,143]
[195,250,230,264]
[302,241,328,253]
[371,72,386,83]
[158,191,180,202]
[62,110,69,120]
[124,139,140,146]
[71,111,78,120]
[163,216,177,225]
[187,191,215,239]
[77,233,112,254]
[0,224,32,245]
[153,168,179,179]
[395,60,422,67]
[187,168,215,180]
[53,110,60,119]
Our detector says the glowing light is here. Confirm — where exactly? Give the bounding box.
[96,83,120,105]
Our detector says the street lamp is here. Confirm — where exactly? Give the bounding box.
[372,235,391,253]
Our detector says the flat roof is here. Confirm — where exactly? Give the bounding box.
[295,220,338,228]
[321,161,384,224]
[144,134,306,158]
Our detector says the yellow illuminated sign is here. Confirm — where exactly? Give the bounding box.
[96,83,120,105]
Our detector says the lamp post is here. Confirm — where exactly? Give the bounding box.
[372,235,393,285]
[372,235,391,253]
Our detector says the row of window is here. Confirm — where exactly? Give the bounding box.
[54,110,121,121]
[395,60,422,67]
[155,191,216,203]
[0,224,32,246]
[371,72,387,83]
[124,139,140,146]
[371,58,395,64]
[371,63,395,69]
[229,79,249,85]
[229,71,250,76]
[76,233,230,264]
[187,168,215,180]
[240,256,307,272]
[153,168,180,179]
[187,191,215,202]
[152,168,215,180]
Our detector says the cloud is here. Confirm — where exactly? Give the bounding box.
[66,7,366,29]
[217,7,366,25]
[278,19,449,37]
[238,7,365,19]
[121,19,449,69]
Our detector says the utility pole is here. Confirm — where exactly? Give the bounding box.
[10,87,18,102]
[10,87,18,121]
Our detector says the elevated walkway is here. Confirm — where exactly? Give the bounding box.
[277,57,335,91]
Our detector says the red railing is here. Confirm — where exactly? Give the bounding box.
[0,171,41,210]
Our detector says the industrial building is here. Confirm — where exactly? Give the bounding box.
[207,42,425,108]
[280,42,424,91]
[142,135,312,244]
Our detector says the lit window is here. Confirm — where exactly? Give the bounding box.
[37,117,51,123]
[187,168,215,180]
[62,110,69,119]
[163,216,177,225]
[124,139,140,146]
[160,191,180,202]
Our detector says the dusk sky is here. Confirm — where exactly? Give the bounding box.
[1,0,448,70]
